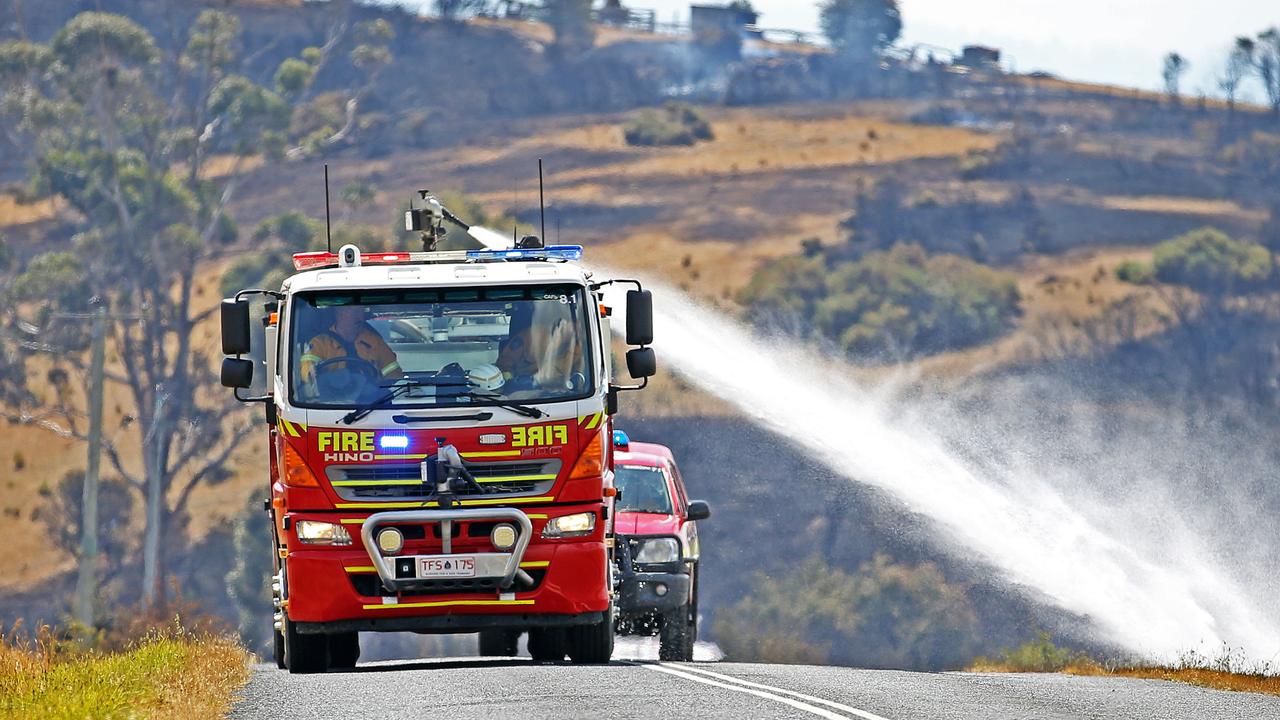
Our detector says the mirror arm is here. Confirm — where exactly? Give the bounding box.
[589,278,642,293]
[234,387,271,404]
[610,377,648,393]
[234,288,285,302]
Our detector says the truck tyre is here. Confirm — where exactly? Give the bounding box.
[327,632,360,669]
[478,629,520,657]
[567,607,615,664]
[273,629,286,669]
[283,617,329,674]
[659,604,694,661]
[527,628,567,662]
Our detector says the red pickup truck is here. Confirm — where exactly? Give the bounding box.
[611,431,710,660]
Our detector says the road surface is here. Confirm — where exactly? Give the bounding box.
[230,640,1280,720]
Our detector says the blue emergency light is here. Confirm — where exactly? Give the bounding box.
[465,245,583,262]
[378,435,410,450]
[612,430,630,450]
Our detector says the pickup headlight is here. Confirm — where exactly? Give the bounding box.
[634,537,680,564]
[542,512,596,538]
[295,520,352,546]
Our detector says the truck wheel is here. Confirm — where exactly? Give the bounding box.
[478,629,520,657]
[283,617,329,674]
[527,628,567,662]
[273,629,286,669]
[567,607,615,664]
[659,604,694,661]
[327,632,360,669]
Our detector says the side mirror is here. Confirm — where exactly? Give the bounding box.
[625,290,653,346]
[221,299,251,356]
[625,347,656,379]
[221,357,254,389]
[687,500,711,521]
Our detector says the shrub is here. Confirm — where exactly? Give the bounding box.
[970,631,1087,672]
[1114,259,1155,284]
[741,244,1022,359]
[1152,227,1271,296]
[714,555,979,670]
[624,102,714,147]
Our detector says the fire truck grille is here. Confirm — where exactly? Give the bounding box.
[348,569,547,597]
[326,460,560,500]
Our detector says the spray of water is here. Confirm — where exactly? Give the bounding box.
[467,225,514,250]
[605,277,1280,662]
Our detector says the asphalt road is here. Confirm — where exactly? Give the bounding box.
[230,640,1280,720]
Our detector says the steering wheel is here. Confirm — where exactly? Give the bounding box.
[314,355,382,398]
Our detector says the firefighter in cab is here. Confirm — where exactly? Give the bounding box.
[299,305,403,400]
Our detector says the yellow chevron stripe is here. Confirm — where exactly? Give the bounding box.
[331,480,424,487]
[340,510,549,523]
[461,450,523,458]
[584,412,602,430]
[334,496,556,509]
[363,599,534,611]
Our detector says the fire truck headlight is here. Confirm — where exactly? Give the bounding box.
[490,523,518,550]
[634,538,680,564]
[541,512,596,538]
[296,520,352,546]
[376,527,405,555]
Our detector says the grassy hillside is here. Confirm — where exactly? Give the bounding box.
[1,90,1270,589]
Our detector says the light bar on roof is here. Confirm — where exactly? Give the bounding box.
[466,246,583,262]
[291,245,583,271]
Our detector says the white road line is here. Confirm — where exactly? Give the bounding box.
[661,662,893,720]
[640,663,888,720]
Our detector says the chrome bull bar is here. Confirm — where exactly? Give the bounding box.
[359,508,534,593]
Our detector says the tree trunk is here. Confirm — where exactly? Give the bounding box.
[141,394,168,605]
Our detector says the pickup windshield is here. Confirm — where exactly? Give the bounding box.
[615,465,673,515]
[289,284,593,409]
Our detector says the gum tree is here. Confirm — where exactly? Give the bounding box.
[0,11,292,605]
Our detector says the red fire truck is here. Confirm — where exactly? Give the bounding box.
[219,196,656,672]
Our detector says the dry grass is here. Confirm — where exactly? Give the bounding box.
[971,657,1280,698]
[0,195,61,228]
[1069,665,1280,698]
[969,634,1280,698]
[0,628,250,719]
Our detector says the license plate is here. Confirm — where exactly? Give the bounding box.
[419,555,477,578]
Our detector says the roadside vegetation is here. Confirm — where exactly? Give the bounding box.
[969,633,1280,698]
[740,243,1022,361]
[0,621,249,719]
[624,102,715,147]
[713,555,979,670]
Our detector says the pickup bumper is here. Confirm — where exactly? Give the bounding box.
[616,570,690,614]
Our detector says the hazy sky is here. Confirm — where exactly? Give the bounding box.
[393,1,1278,97]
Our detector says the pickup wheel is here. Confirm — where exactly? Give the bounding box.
[659,604,694,661]
[567,607,615,664]
[527,627,567,662]
[478,629,520,657]
[327,632,360,669]
[283,617,329,674]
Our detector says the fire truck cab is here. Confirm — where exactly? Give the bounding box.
[220,216,656,673]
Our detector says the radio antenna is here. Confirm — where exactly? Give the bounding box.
[323,164,333,253]
[538,158,547,243]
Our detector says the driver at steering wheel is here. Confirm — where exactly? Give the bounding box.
[299,306,403,394]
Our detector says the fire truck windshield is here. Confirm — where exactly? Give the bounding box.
[289,284,594,409]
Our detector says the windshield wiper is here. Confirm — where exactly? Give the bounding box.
[458,391,546,419]
[340,379,465,425]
